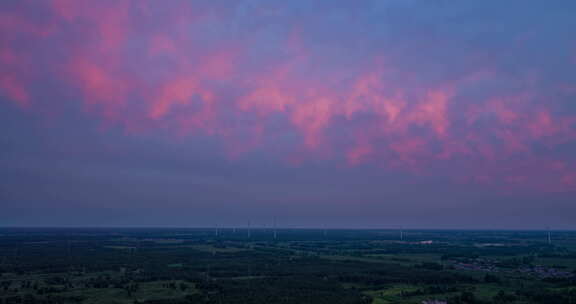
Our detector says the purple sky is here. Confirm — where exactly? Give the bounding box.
[1,0,576,229]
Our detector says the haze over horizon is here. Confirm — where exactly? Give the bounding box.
[2,0,576,229]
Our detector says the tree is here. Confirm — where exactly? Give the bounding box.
[483,274,500,284]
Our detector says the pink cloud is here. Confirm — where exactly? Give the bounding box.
[1,0,575,192]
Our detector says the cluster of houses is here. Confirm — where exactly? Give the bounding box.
[421,300,447,304]
[451,258,574,279]
[452,258,498,272]
[517,265,574,279]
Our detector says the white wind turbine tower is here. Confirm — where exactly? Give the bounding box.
[247,220,251,239]
[67,233,72,258]
[547,226,552,245]
[273,218,278,240]
[66,233,73,275]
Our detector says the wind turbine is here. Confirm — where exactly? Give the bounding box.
[273,218,278,240]
[67,234,72,258]
[247,220,251,239]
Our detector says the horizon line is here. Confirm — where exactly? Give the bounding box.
[0,225,574,232]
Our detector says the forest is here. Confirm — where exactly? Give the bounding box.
[0,228,575,304]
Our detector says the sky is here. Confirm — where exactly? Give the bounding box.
[1,0,576,229]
